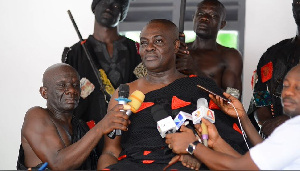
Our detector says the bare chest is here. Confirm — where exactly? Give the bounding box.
[52,120,72,147]
[190,50,226,78]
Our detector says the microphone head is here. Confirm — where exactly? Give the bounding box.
[128,90,145,113]
[151,105,169,122]
[118,84,129,98]
[197,98,208,108]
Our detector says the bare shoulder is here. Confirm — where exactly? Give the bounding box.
[219,45,242,59]
[22,106,52,134]
[127,78,142,94]
[218,45,242,65]
[24,106,49,121]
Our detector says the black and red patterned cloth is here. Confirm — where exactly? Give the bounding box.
[108,76,249,170]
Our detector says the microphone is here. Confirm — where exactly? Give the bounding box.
[173,111,193,131]
[151,105,176,138]
[126,90,145,117]
[108,90,145,138]
[192,98,215,146]
[108,84,131,139]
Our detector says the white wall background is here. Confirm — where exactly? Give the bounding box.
[0,0,296,169]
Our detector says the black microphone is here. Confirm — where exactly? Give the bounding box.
[151,105,177,138]
[151,105,177,155]
[107,84,130,139]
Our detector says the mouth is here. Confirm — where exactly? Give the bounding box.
[102,12,113,18]
[144,54,158,61]
[102,10,114,17]
[197,23,208,30]
[282,98,297,107]
[65,98,78,104]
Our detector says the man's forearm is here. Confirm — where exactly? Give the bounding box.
[211,137,241,158]
[240,114,263,145]
[48,126,104,170]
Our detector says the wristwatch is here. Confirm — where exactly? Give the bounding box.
[186,140,201,155]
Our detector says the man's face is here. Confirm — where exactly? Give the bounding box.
[281,66,300,118]
[139,22,179,72]
[94,0,122,27]
[193,1,225,39]
[293,0,300,26]
[46,68,80,112]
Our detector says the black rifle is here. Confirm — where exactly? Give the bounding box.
[179,0,186,43]
[67,10,110,103]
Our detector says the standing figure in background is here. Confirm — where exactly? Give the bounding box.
[247,0,300,138]
[63,0,141,124]
[176,0,243,99]
[62,0,141,155]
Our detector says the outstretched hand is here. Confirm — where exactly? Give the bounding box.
[209,92,246,119]
[97,104,130,135]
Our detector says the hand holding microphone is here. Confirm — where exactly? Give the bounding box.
[192,98,215,147]
[108,89,145,139]
[108,84,130,139]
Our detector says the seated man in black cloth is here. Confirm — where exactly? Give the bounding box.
[98,19,249,170]
[17,63,130,170]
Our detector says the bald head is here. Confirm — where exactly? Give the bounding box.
[143,19,179,41]
[43,63,79,87]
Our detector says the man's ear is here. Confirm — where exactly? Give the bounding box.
[174,39,180,53]
[220,21,226,29]
[40,87,48,99]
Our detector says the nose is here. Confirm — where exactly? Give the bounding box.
[200,16,209,22]
[145,42,156,52]
[282,86,295,97]
[64,85,79,96]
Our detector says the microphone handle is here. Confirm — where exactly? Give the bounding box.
[107,99,128,139]
[201,122,208,147]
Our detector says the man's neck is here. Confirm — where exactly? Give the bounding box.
[145,68,184,85]
[93,21,120,43]
[192,36,218,50]
[47,107,73,124]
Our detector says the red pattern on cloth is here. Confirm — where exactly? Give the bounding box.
[261,62,273,83]
[142,160,155,164]
[171,96,191,110]
[208,99,220,110]
[118,155,127,161]
[189,75,197,77]
[86,120,95,129]
[80,39,87,45]
[233,123,242,135]
[143,151,152,156]
[136,102,154,113]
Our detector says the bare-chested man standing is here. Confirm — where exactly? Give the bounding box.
[176,0,243,98]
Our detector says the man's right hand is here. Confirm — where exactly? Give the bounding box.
[176,33,194,75]
[97,104,130,135]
